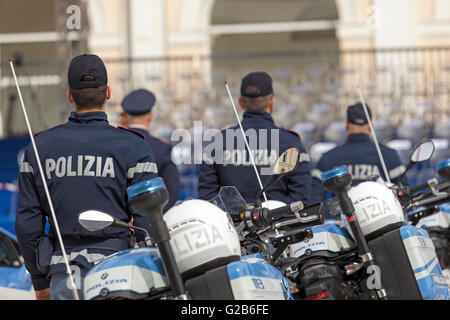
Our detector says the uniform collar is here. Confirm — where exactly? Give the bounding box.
[68,111,108,123]
[242,110,274,123]
[346,133,371,143]
[128,124,148,130]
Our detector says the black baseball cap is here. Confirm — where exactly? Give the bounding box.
[347,102,372,125]
[240,72,274,97]
[121,89,156,116]
[68,54,108,89]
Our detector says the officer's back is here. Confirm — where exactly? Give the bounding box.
[311,103,408,210]
[15,54,158,300]
[28,112,154,240]
[120,89,180,212]
[198,72,312,205]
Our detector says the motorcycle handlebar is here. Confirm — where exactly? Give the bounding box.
[267,202,324,229]
[242,201,324,232]
[408,192,450,210]
[266,201,304,222]
[409,181,432,194]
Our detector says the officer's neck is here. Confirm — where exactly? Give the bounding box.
[244,107,272,115]
[127,119,149,130]
[75,106,105,114]
[128,123,149,130]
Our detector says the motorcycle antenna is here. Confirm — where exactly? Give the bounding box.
[10,60,80,300]
[225,82,268,203]
[357,86,391,184]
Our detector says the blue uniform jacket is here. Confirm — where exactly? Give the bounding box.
[127,125,180,212]
[198,110,312,205]
[311,133,409,212]
[15,111,158,290]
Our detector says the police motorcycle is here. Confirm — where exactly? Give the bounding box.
[282,140,450,300]
[398,158,450,286]
[208,146,325,264]
[76,147,314,300]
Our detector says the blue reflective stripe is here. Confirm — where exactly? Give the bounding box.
[415,263,450,300]
[413,256,438,275]
[321,166,348,183]
[311,223,352,239]
[440,203,450,214]
[227,260,281,281]
[89,248,165,275]
[399,225,430,240]
[436,159,450,171]
[127,177,165,200]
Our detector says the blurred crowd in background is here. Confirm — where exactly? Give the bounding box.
[1,0,450,232]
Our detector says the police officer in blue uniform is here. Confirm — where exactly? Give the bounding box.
[121,89,180,212]
[15,54,158,300]
[198,72,312,205]
[311,102,408,216]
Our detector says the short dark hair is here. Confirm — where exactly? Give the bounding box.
[69,85,107,109]
[240,93,273,111]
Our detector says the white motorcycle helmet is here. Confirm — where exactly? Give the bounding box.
[164,199,241,277]
[343,181,404,239]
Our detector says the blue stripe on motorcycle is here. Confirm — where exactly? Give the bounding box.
[413,256,438,275]
[227,260,282,281]
[440,202,450,213]
[311,223,352,239]
[399,225,431,240]
[416,263,450,300]
[90,248,165,275]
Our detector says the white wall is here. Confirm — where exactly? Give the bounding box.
[130,0,166,57]
[374,0,419,48]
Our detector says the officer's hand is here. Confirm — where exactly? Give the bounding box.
[35,288,50,300]
[128,217,135,234]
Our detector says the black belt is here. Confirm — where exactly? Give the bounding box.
[54,238,129,252]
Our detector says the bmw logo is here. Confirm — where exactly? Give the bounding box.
[101,273,108,280]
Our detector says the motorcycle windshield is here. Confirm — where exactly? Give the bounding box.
[209,186,248,214]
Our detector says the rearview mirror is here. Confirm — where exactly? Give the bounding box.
[78,210,115,232]
[410,140,435,163]
[397,140,436,185]
[255,147,300,207]
[272,147,300,175]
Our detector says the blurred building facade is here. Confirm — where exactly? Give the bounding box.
[0,0,450,138]
[0,0,449,205]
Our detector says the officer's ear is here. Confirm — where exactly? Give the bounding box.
[268,96,275,112]
[148,112,153,122]
[105,85,111,101]
[238,97,245,110]
[67,89,74,104]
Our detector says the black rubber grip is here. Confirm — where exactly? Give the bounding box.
[409,182,430,194]
[266,203,295,221]
[267,202,324,229]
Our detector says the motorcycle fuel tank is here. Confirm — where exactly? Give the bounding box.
[287,220,355,258]
[83,247,168,300]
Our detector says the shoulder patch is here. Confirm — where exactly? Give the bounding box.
[118,126,145,139]
[379,143,397,153]
[34,129,49,137]
[224,125,236,130]
[281,127,300,139]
